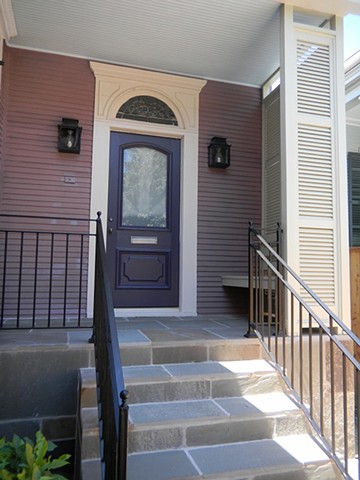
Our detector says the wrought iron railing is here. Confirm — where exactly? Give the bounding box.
[91,212,128,480]
[248,223,360,479]
[1,212,129,476]
[0,213,95,328]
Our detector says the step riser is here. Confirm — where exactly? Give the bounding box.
[128,413,309,453]
[121,341,262,366]
[127,374,282,404]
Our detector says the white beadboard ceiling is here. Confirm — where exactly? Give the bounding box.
[8,0,360,87]
[7,0,282,86]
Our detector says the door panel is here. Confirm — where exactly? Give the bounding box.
[107,132,180,307]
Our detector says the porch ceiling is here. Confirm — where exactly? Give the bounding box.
[7,0,360,87]
[4,1,285,87]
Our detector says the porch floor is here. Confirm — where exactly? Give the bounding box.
[0,314,250,351]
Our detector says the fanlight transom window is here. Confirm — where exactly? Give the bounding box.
[117,95,178,126]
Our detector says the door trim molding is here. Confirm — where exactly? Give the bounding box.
[87,63,206,316]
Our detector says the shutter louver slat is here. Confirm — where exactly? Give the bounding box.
[298,124,333,218]
[299,227,335,305]
[297,41,331,117]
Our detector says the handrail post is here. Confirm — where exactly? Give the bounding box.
[89,211,102,344]
[245,222,255,338]
[118,390,129,480]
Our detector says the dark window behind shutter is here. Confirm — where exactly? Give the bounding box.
[348,152,360,247]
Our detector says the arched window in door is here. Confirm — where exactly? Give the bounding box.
[116,95,178,126]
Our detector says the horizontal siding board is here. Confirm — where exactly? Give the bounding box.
[0,47,94,318]
[1,46,94,220]
[197,80,261,314]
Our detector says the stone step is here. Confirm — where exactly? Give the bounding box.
[127,434,341,480]
[119,334,262,366]
[124,360,283,404]
[128,392,310,453]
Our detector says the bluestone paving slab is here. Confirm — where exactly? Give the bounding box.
[128,450,200,480]
[152,345,208,364]
[116,319,171,330]
[217,360,275,373]
[216,392,299,417]
[205,326,249,338]
[128,379,211,404]
[120,345,152,366]
[0,330,69,348]
[188,434,330,477]
[157,319,231,330]
[163,360,273,379]
[211,374,282,398]
[164,361,235,378]
[186,418,277,447]
[129,427,184,453]
[124,365,171,383]
[141,329,221,342]
[0,347,92,418]
[67,330,93,345]
[117,329,151,344]
[129,399,226,425]
[81,459,102,480]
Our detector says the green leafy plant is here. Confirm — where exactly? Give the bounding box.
[0,431,70,480]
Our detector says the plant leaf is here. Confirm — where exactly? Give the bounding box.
[45,454,70,471]
[47,475,69,480]
[25,442,34,469]
[0,468,14,480]
[34,437,47,464]
[17,467,27,480]
[44,442,56,454]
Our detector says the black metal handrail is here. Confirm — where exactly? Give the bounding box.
[91,212,128,480]
[0,213,96,328]
[249,223,360,479]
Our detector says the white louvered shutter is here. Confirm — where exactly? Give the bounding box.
[295,35,336,311]
[263,86,281,236]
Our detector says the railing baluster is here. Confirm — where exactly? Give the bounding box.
[268,267,273,358]
[282,289,286,377]
[1,231,8,327]
[290,293,294,387]
[48,233,54,327]
[16,232,24,328]
[330,316,336,454]
[32,232,39,328]
[78,234,84,326]
[319,326,324,436]
[342,353,348,473]
[299,304,303,403]
[63,233,69,327]
[308,313,313,418]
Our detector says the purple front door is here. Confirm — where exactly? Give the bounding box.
[107,132,180,308]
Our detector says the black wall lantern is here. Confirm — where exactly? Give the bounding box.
[208,136,231,169]
[58,118,82,154]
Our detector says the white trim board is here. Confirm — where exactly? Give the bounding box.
[87,63,206,317]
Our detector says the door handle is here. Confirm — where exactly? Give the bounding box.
[108,227,113,234]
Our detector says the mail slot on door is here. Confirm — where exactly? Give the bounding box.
[131,236,158,245]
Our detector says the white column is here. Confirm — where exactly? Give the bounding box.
[280,5,351,327]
